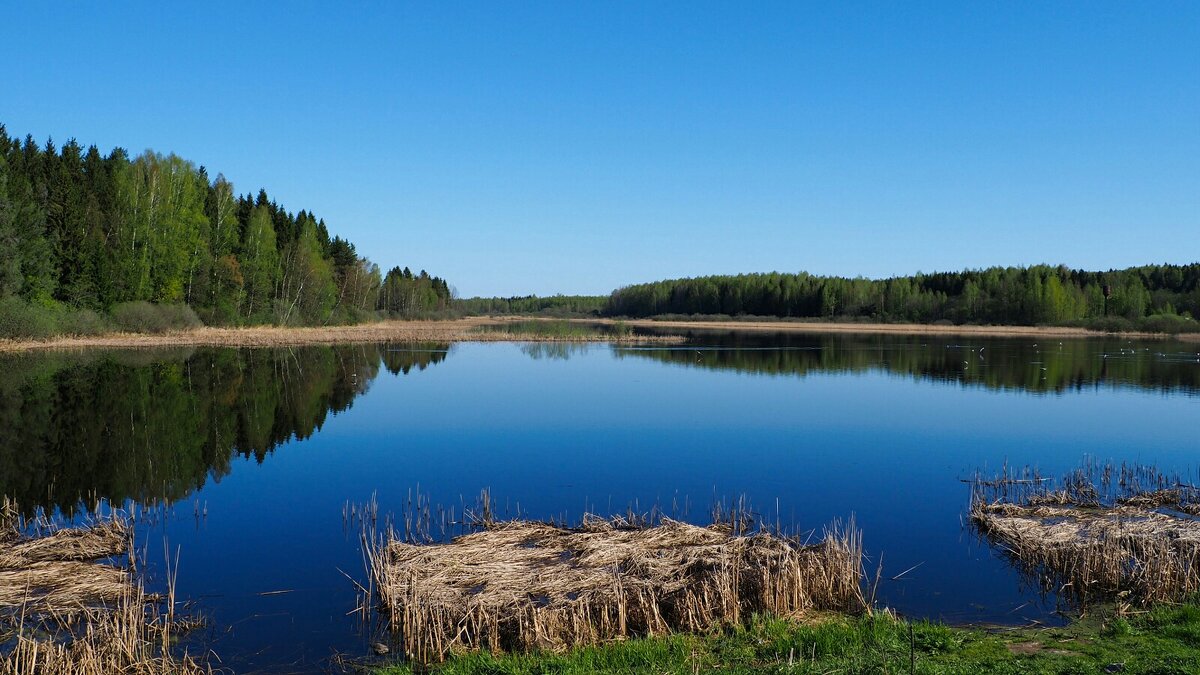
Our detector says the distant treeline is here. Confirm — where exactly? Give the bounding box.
[0,124,451,337]
[605,265,1200,331]
[455,294,606,317]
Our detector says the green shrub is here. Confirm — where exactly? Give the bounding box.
[57,308,112,336]
[1139,313,1200,334]
[110,302,202,334]
[1080,316,1136,333]
[157,303,202,331]
[0,297,60,339]
[110,301,164,332]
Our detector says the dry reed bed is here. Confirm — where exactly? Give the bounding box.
[0,499,206,675]
[970,464,1200,607]
[3,316,1193,353]
[367,516,863,662]
[0,501,131,614]
[1,585,207,675]
[0,318,683,353]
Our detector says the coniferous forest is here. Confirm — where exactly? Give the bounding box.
[0,124,452,337]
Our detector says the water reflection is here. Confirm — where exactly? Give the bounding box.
[520,343,592,361]
[5,331,1193,515]
[615,330,1200,395]
[0,344,449,512]
[1,333,1196,670]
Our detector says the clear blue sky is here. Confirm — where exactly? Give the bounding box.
[3,2,1197,297]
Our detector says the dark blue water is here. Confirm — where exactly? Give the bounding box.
[2,332,1198,671]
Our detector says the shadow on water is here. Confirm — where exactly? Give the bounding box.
[614,328,1200,395]
[0,343,450,514]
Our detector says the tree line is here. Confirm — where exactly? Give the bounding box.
[455,294,606,317]
[605,265,1200,331]
[0,124,452,337]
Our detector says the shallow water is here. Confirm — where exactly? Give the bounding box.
[1,331,1198,671]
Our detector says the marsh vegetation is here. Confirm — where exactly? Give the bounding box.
[971,463,1200,608]
[0,499,206,674]
[362,506,862,662]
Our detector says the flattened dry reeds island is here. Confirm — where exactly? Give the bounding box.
[357,497,864,663]
[970,463,1200,609]
[0,499,206,675]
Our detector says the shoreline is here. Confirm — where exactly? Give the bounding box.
[1,316,1195,353]
[0,318,683,354]
[371,602,1200,674]
[0,318,488,353]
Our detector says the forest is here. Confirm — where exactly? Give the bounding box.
[0,124,452,338]
[6,125,1199,338]
[454,294,606,317]
[605,265,1200,331]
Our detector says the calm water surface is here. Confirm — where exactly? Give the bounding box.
[1,330,1198,671]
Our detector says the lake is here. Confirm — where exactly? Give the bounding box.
[2,329,1198,671]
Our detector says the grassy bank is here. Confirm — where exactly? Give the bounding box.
[375,604,1200,674]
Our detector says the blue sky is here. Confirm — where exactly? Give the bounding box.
[3,2,1197,297]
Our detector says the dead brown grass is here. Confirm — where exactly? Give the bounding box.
[0,503,130,612]
[973,501,1200,606]
[1,584,208,675]
[0,318,682,353]
[0,499,207,675]
[970,466,1200,607]
[5,314,1191,353]
[366,516,863,662]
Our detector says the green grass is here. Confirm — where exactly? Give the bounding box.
[374,604,1200,674]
